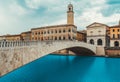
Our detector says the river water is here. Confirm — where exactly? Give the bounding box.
[0,54,120,82]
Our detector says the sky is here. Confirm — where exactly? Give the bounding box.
[0,0,120,35]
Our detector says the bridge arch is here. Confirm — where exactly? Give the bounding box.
[66,46,96,55]
[0,40,97,76]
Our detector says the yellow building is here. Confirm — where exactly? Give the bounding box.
[31,4,77,41]
[0,34,21,41]
[31,24,77,41]
[21,31,31,41]
[110,21,120,47]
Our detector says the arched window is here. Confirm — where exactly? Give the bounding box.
[90,39,94,45]
[55,30,57,33]
[59,37,61,40]
[114,41,119,47]
[97,39,102,45]
[63,36,65,40]
[63,29,65,32]
[59,30,61,33]
[68,29,71,32]
[48,31,49,34]
[55,37,57,40]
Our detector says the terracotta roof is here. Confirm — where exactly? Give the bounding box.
[109,25,120,28]
[0,34,21,37]
[77,30,86,34]
[31,24,77,30]
[21,31,31,34]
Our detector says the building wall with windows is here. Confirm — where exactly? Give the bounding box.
[77,30,86,42]
[86,22,109,47]
[31,24,77,41]
[21,31,31,41]
[110,23,120,47]
[0,35,21,41]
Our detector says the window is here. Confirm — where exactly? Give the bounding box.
[59,30,61,33]
[38,32,40,35]
[63,36,65,40]
[118,34,120,39]
[55,37,57,40]
[90,39,94,45]
[35,37,37,40]
[113,34,115,39]
[118,29,120,32]
[114,41,119,47]
[113,29,115,32]
[68,29,71,32]
[63,29,65,32]
[44,31,46,34]
[55,30,57,33]
[59,37,61,40]
[97,39,102,45]
[69,36,71,39]
[51,30,53,34]
[38,37,40,40]
[69,8,71,11]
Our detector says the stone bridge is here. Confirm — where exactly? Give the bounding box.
[0,40,104,76]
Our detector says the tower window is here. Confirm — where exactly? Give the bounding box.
[69,8,71,11]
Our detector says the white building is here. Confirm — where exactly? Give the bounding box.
[86,22,110,47]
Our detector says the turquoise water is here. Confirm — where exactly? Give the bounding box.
[0,54,120,82]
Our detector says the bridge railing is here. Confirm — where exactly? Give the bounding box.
[0,41,30,48]
[0,40,92,48]
[0,40,67,48]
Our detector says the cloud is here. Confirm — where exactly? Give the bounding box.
[75,6,120,30]
[0,0,120,35]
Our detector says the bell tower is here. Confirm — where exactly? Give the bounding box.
[67,3,74,25]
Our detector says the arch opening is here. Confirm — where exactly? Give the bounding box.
[114,41,119,47]
[89,39,94,45]
[52,47,96,56]
[97,39,102,45]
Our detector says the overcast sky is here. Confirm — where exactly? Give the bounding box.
[0,0,120,35]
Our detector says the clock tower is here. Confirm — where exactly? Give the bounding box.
[67,3,74,25]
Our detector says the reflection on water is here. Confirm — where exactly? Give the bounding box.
[0,54,120,82]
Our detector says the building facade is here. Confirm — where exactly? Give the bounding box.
[31,3,77,41]
[109,22,120,47]
[31,24,77,41]
[0,4,77,42]
[77,30,86,42]
[86,22,110,47]
[0,35,21,41]
[21,31,31,41]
